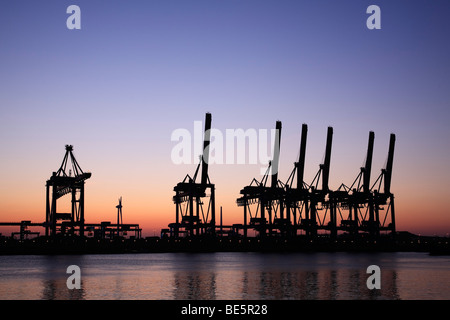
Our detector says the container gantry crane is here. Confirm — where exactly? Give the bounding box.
[45,145,91,237]
[332,131,375,237]
[237,121,284,238]
[170,113,216,238]
[303,127,334,238]
[284,123,309,237]
[370,133,396,238]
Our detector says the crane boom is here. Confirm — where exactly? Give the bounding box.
[322,126,333,192]
[201,113,212,186]
[384,133,395,194]
[271,121,282,188]
[296,124,308,190]
[363,131,375,193]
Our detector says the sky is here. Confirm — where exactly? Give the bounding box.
[0,0,449,237]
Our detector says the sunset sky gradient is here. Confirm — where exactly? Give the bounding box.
[1,0,449,237]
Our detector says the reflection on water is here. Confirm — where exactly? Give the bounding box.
[174,271,217,300]
[170,253,402,300]
[41,279,85,300]
[171,268,399,300]
[0,252,449,300]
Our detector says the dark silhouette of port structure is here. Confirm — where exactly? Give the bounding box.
[165,113,395,243]
[0,113,448,254]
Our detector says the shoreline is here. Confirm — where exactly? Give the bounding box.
[1,234,448,256]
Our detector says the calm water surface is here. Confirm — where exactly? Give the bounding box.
[0,252,449,300]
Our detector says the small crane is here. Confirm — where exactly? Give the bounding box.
[116,197,123,237]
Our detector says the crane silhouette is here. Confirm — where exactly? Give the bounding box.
[116,197,123,237]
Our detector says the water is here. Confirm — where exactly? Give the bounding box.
[0,252,449,300]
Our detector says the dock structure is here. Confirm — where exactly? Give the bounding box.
[0,221,42,241]
[0,112,400,253]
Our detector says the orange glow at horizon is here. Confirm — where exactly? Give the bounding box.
[0,123,450,238]
[1,161,450,238]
